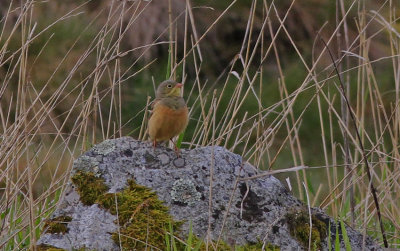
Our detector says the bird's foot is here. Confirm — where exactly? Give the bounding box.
[170,139,180,157]
[174,146,181,158]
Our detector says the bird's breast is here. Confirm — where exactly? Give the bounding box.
[148,103,188,141]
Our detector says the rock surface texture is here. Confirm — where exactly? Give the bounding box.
[37,137,382,250]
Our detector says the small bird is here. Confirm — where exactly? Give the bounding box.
[148,80,188,153]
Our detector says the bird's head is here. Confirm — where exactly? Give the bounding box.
[156,80,183,99]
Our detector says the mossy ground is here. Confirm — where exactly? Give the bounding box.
[287,211,327,250]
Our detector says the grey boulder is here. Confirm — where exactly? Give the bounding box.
[37,137,382,250]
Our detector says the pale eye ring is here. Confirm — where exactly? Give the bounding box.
[167,84,172,88]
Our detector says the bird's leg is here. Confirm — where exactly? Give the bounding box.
[153,139,157,149]
[170,138,180,157]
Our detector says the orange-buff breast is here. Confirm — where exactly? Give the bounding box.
[148,103,188,142]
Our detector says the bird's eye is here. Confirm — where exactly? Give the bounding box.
[167,84,172,88]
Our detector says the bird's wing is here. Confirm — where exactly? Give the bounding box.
[149,98,160,118]
[150,98,160,109]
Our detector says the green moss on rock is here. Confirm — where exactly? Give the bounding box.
[43,216,72,234]
[287,211,327,250]
[97,179,181,250]
[71,171,109,205]
[70,170,179,249]
[182,238,280,251]
[178,238,231,250]
[36,244,66,251]
[236,242,280,250]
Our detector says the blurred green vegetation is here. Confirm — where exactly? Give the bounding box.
[0,0,397,199]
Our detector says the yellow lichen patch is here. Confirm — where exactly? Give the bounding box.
[42,216,72,234]
[96,179,180,250]
[287,211,327,250]
[71,171,109,205]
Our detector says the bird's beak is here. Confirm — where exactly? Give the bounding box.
[175,83,183,88]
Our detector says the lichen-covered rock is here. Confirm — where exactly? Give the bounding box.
[37,137,382,250]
